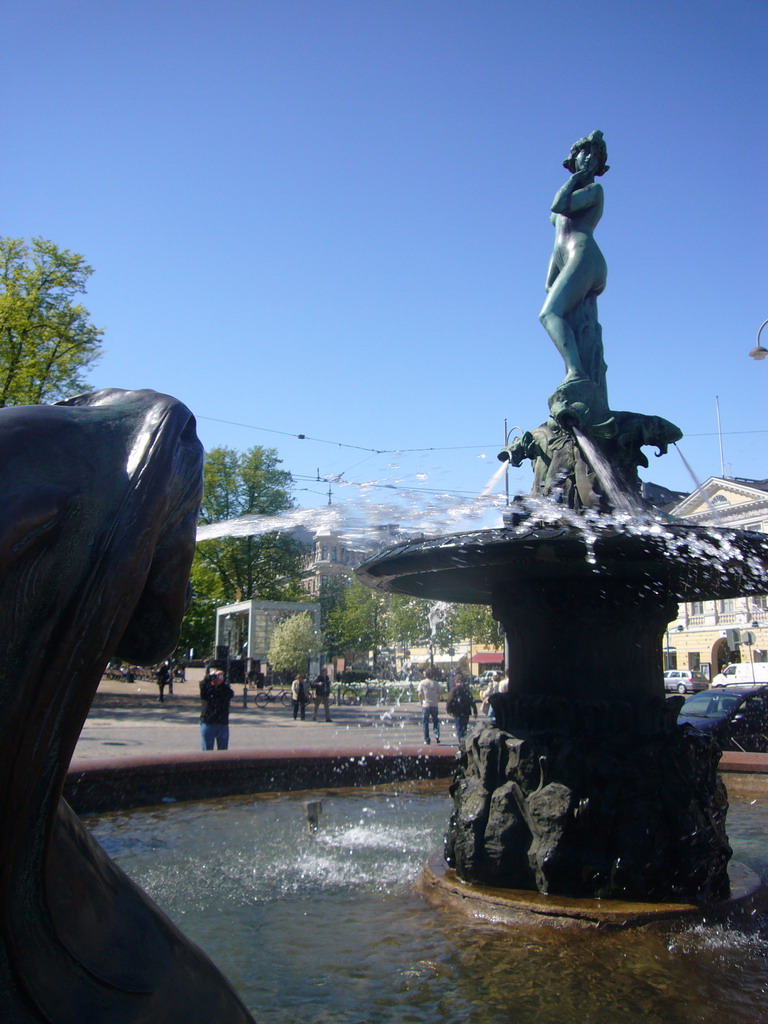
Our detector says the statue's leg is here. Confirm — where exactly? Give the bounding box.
[539,257,604,382]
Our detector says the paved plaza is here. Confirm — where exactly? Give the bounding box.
[72,676,465,762]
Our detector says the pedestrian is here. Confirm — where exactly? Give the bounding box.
[446,673,478,741]
[480,672,501,717]
[199,670,234,750]
[312,669,333,722]
[291,673,309,720]
[155,661,170,703]
[417,669,442,745]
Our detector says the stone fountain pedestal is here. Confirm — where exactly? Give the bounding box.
[357,515,768,909]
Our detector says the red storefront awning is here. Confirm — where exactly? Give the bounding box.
[471,652,504,665]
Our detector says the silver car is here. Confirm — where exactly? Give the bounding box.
[664,669,709,694]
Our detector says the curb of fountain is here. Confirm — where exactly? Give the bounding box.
[63,748,767,815]
[64,747,457,814]
[417,852,768,932]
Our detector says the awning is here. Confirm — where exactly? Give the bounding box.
[471,652,504,665]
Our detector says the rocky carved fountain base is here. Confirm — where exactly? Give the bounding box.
[444,710,729,901]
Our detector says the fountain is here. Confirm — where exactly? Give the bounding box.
[357,131,768,916]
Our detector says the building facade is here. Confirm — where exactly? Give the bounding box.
[666,477,768,678]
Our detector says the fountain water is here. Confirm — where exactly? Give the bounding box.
[84,785,768,1023]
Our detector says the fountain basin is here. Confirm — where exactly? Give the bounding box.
[356,521,768,605]
[82,782,768,1024]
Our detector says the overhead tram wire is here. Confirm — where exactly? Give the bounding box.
[195,414,493,455]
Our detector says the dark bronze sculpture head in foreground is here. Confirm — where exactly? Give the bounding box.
[0,389,255,1024]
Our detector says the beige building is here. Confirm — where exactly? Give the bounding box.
[666,477,768,678]
[302,525,401,596]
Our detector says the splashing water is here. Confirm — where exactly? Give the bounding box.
[573,428,638,513]
[479,459,508,498]
[675,443,726,524]
[196,477,509,545]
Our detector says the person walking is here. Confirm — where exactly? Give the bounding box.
[446,673,477,741]
[312,669,333,722]
[291,673,309,720]
[155,661,170,703]
[418,670,442,745]
[199,670,234,750]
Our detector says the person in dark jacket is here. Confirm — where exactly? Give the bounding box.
[446,674,477,741]
[199,670,234,749]
[312,670,333,722]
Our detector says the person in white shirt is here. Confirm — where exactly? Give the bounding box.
[417,670,442,745]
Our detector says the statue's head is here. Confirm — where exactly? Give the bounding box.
[564,130,609,176]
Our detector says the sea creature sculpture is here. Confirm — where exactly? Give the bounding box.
[0,389,255,1024]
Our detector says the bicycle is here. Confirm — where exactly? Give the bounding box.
[340,684,380,706]
[254,687,293,709]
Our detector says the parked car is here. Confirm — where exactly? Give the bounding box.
[711,663,768,687]
[677,684,768,752]
[663,669,708,694]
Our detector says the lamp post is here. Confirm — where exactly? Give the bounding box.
[746,621,761,683]
[749,319,768,361]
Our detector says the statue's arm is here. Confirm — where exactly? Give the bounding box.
[551,177,601,216]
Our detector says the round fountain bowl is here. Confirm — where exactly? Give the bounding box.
[356,520,768,604]
[418,852,766,931]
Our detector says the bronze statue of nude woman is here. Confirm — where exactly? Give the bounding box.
[539,130,610,411]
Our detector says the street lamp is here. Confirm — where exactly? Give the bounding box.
[749,319,768,361]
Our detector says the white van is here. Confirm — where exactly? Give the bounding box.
[711,663,768,687]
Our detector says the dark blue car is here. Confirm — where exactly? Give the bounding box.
[678,684,768,752]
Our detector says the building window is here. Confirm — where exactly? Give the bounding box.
[689,601,704,615]
[719,599,736,614]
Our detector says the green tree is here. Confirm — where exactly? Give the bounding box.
[178,446,308,659]
[385,594,430,653]
[452,604,499,648]
[0,236,103,406]
[325,578,388,665]
[267,612,320,674]
[318,576,351,658]
[195,446,307,601]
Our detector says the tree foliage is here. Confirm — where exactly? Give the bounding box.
[177,445,308,659]
[267,612,320,674]
[452,604,500,647]
[385,594,430,651]
[195,446,307,602]
[0,236,103,406]
[324,578,388,663]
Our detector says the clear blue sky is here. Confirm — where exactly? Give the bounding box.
[3,0,766,523]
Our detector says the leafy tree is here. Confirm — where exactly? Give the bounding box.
[452,604,500,648]
[267,612,320,674]
[194,446,307,601]
[0,236,103,406]
[385,594,430,652]
[178,446,308,658]
[325,578,388,664]
[318,575,351,658]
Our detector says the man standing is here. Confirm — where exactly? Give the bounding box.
[446,673,477,741]
[312,669,333,722]
[155,661,170,703]
[291,673,309,720]
[418,669,442,745]
[199,670,234,750]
